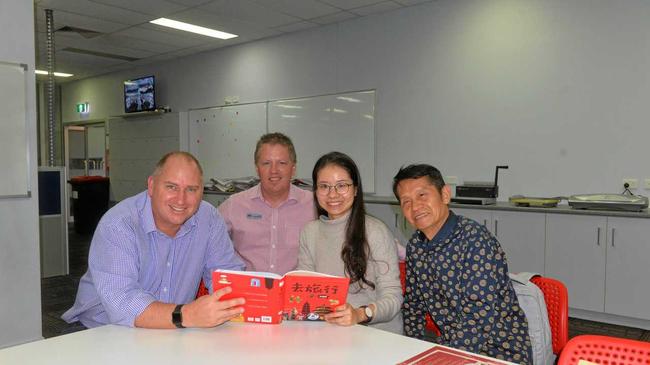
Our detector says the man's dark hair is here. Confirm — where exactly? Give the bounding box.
[392,164,446,201]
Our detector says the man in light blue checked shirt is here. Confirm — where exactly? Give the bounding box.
[62,151,246,329]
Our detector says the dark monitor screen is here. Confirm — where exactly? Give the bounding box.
[124,75,155,113]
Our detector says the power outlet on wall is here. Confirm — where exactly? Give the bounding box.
[623,178,638,189]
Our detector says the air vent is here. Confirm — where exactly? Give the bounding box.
[62,47,141,62]
[56,25,102,39]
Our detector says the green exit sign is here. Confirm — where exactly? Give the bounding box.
[76,102,90,114]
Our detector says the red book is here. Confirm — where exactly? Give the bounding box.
[397,346,512,365]
[213,269,349,324]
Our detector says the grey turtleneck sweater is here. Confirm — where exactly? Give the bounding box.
[297,212,403,334]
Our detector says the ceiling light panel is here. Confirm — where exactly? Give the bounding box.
[150,18,238,39]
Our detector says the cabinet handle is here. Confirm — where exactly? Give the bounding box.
[611,228,616,247]
[394,213,399,228]
[483,219,487,227]
[596,227,601,246]
[494,219,498,236]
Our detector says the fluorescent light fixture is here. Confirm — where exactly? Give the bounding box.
[150,18,238,40]
[275,104,303,109]
[281,114,297,119]
[363,114,374,120]
[336,96,361,103]
[332,108,347,114]
[35,70,74,77]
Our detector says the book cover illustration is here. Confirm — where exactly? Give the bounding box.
[397,346,512,365]
[213,270,349,324]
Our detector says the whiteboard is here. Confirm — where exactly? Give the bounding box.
[188,90,375,192]
[189,103,267,181]
[0,61,30,198]
[269,91,375,192]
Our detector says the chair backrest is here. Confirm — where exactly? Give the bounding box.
[399,260,441,336]
[196,279,209,298]
[531,276,569,354]
[557,335,650,365]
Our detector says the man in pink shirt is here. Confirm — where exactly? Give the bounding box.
[218,133,316,275]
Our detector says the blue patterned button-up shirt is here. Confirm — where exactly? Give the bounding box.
[403,211,532,364]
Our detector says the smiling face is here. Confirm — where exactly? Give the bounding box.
[255,143,296,204]
[396,176,451,240]
[147,155,203,237]
[316,164,357,220]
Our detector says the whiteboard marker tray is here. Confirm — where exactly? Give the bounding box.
[568,194,648,212]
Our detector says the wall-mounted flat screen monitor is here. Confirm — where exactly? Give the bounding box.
[124,75,155,113]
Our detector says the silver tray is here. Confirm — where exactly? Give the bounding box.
[568,194,649,212]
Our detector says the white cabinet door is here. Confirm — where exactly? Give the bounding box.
[545,214,607,312]
[452,207,492,230]
[605,217,650,320]
[366,203,411,243]
[492,211,546,275]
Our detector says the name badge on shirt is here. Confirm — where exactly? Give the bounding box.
[246,212,263,220]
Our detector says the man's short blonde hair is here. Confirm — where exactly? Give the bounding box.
[254,133,296,164]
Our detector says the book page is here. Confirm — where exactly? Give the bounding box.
[284,270,343,278]
[216,269,282,280]
[213,270,284,324]
[282,274,349,321]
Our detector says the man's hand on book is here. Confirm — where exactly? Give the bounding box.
[182,286,246,327]
[323,303,364,326]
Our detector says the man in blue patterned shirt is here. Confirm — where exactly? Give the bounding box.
[393,164,532,364]
[63,151,245,329]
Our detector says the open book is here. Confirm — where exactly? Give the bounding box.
[213,269,350,324]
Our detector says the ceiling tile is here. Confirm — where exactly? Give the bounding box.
[167,0,213,6]
[310,11,357,25]
[394,0,434,6]
[89,0,189,17]
[38,31,156,59]
[350,1,402,16]
[37,0,154,25]
[318,0,386,10]
[198,0,301,28]
[100,34,180,54]
[273,21,319,33]
[116,24,209,47]
[252,0,339,19]
[35,6,130,33]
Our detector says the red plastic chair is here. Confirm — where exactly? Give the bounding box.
[196,279,209,298]
[531,276,569,355]
[557,335,650,365]
[399,261,441,336]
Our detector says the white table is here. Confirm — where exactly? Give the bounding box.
[0,322,437,365]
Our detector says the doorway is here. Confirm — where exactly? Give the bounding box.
[63,123,107,222]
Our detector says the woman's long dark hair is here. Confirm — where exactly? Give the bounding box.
[312,151,375,290]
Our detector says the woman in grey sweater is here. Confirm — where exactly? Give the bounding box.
[297,151,403,334]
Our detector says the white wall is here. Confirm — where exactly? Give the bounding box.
[0,0,42,348]
[62,0,650,198]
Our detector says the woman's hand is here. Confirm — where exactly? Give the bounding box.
[323,303,364,326]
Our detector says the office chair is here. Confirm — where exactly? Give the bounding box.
[557,334,650,365]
